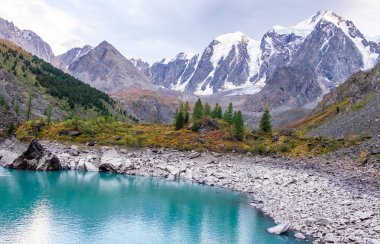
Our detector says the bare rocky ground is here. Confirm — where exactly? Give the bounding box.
[1,138,380,244]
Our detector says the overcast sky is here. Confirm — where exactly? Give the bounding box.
[0,0,379,63]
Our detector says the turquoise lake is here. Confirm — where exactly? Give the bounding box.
[0,167,306,244]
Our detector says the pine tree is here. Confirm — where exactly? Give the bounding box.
[173,108,179,125]
[26,94,32,120]
[175,110,184,130]
[183,101,190,124]
[233,110,244,141]
[204,103,211,116]
[223,102,234,125]
[259,107,272,133]
[212,103,223,119]
[216,105,223,119]
[193,99,203,121]
[46,105,53,125]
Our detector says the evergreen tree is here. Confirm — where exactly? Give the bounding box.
[175,110,184,130]
[223,102,234,125]
[183,101,190,124]
[173,108,179,125]
[259,107,272,133]
[212,103,223,119]
[193,99,203,121]
[26,94,32,120]
[204,103,211,116]
[46,105,53,125]
[216,106,223,119]
[233,110,244,141]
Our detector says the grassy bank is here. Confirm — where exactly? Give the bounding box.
[14,117,364,157]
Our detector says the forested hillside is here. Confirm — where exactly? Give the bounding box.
[0,38,129,131]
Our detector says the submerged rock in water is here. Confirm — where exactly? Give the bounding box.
[267,222,290,235]
[294,232,306,240]
[6,141,62,171]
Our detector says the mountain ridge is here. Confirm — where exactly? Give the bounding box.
[142,10,380,102]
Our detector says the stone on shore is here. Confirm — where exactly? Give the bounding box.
[294,232,306,239]
[5,141,62,171]
[99,149,127,173]
[355,211,374,220]
[267,222,290,235]
[188,152,201,159]
[0,149,19,166]
[324,233,339,243]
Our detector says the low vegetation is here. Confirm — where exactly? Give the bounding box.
[288,99,351,135]
[174,99,245,141]
[14,109,364,157]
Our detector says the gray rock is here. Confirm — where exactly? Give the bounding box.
[188,152,201,159]
[66,148,80,156]
[184,168,193,180]
[267,222,290,235]
[5,141,62,171]
[315,218,330,226]
[355,211,374,220]
[324,233,339,243]
[294,232,306,240]
[99,149,126,172]
[0,149,19,167]
[35,152,61,171]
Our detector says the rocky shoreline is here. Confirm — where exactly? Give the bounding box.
[0,139,379,244]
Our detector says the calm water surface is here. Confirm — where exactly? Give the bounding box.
[0,167,306,244]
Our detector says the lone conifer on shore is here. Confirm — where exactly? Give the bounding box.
[233,110,244,141]
[259,107,272,133]
[175,110,184,130]
[193,99,203,121]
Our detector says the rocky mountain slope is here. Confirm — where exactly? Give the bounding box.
[0,39,128,130]
[0,17,156,95]
[57,45,93,71]
[0,17,56,65]
[142,11,380,111]
[292,62,380,138]
[65,41,155,93]
[0,18,176,124]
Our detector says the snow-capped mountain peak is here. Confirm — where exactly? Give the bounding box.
[271,10,344,38]
[214,31,249,44]
[367,35,380,44]
[210,31,258,68]
[143,10,380,99]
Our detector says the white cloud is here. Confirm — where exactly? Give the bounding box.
[0,0,84,55]
[339,0,380,38]
[0,0,379,62]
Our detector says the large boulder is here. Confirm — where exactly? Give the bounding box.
[5,141,62,171]
[0,150,19,167]
[99,149,130,173]
[189,118,219,134]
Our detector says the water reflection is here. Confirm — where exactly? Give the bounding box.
[0,168,304,243]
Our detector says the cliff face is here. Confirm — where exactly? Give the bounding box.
[0,17,56,65]
[66,41,155,93]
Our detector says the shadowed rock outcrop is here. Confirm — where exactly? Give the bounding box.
[5,141,62,171]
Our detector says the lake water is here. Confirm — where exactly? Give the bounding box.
[0,167,305,244]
